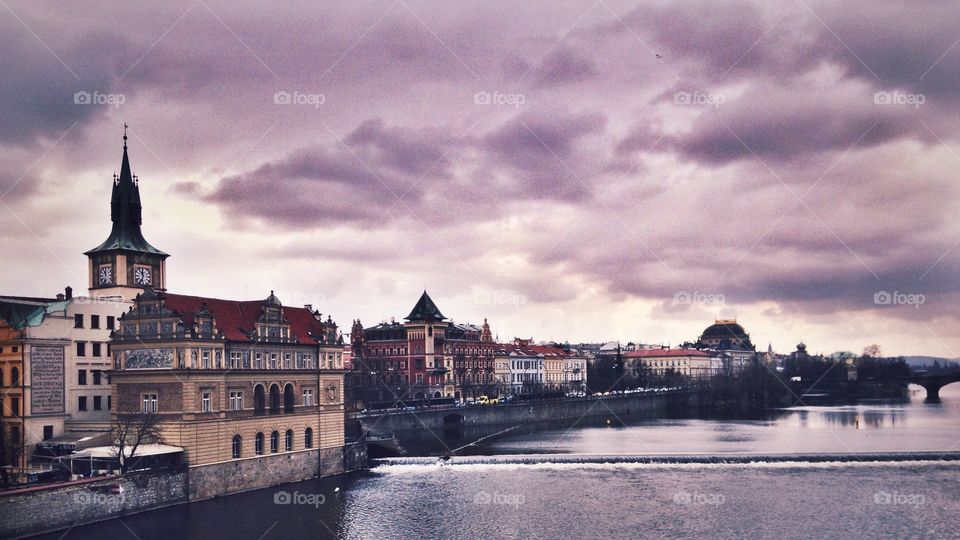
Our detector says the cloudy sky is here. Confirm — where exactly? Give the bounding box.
[2,0,959,357]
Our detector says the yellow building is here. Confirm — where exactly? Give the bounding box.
[110,290,347,497]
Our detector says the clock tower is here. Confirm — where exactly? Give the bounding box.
[85,131,169,301]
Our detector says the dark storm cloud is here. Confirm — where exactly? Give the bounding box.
[655,81,922,165]
[530,46,598,88]
[206,109,611,227]
[0,19,133,144]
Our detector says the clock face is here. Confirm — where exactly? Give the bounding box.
[134,266,152,286]
[98,266,112,285]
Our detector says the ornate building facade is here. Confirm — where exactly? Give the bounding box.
[348,291,498,407]
[110,290,347,496]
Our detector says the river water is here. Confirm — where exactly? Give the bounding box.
[42,385,960,539]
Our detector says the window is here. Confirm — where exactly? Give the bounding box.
[10,397,20,416]
[92,370,102,385]
[107,395,112,410]
[285,429,293,452]
[74,314,83,328]
[106,316,115,330]
[76,342,86,357]
[270,431,279,453]
[229,391,244,411]
[201,391,212,413]
[232,435,242,459]
[302,388,314,407]
[254,386,266,415]
[43,425,53,440]
[91,315,100,329]
[255,432,264,455]
[93,396,102,410]
[230,352,241,369]
[78,396,88,411]
[142,393,158,414]
[202,350,211,369]
[283,384,295,413]
[283,353,291,369]
[92,343,102,357]
[78,370,87,385]
[304,428,313,449]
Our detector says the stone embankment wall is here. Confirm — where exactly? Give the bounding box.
[355,391,698,432]
[0,469,187,539]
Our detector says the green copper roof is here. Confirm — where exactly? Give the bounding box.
[405,290,446,321]
[0,298,67,330]
[85,139,168,257]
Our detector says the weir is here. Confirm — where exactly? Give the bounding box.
[375,451,960,468]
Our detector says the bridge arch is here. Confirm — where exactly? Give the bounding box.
[443,413,464,425]
[909,374,960,402]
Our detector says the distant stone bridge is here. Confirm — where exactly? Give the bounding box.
[907,373,960,401]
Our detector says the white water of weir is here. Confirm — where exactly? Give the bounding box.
[372,451,960,472]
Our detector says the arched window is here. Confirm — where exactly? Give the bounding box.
[253,385,266,415]
[283,384,295,414]
[304,428,313,449]
[285,429,293,451]
[270,430,279,453]
[11,367,19,386]
[232,435,242,458]
[255,432,264,455]
[269,385,281,414]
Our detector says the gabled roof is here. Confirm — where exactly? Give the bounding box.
[161,293,328,345]
[405,290,445,322]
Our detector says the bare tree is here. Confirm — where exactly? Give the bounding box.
[111,413,164,474]
[862,344,883,358]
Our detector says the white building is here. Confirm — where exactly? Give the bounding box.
[0,289,129,467]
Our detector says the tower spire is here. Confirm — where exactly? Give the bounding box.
[85,129,168,257]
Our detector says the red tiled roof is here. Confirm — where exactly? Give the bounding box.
[623,348,712,358]
[162,293,327,345]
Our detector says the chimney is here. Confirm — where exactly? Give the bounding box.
[65,286,73,300]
